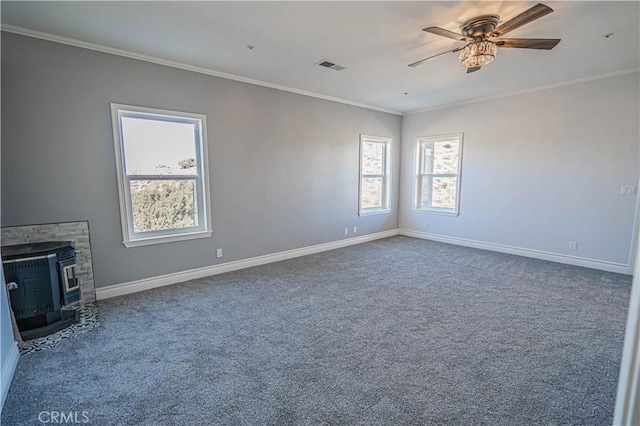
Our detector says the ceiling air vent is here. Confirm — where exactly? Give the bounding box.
[317,59,346,71]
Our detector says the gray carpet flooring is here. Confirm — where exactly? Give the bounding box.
[1,236,632,425]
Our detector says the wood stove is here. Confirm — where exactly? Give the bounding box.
[2,241,80,340]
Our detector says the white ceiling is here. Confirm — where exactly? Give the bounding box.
[2,1,638,114]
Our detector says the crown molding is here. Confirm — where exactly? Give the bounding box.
[3,24,638,117]
[405,67,640,116]
[1,24,403,116]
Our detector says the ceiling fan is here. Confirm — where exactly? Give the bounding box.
[409,3,560,73]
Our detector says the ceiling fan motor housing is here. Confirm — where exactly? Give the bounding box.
[460,14,499,38]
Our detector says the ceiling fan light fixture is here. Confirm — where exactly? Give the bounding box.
[459,40,497,68]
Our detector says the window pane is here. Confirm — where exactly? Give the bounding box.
[431,141,459,174]
[121,117,198,175]
[362,141,385,175]
[362,177,383,208]
[421,176,457,209]
[130,179,198,232]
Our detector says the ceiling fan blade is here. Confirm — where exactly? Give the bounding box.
[496,38,560,50]
[423,26,471,42]
[408,47,463,68]
[467,66,481,74]
[491,3,553,37]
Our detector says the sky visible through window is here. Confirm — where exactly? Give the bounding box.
[121,117,196,175]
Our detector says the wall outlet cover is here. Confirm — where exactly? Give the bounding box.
[621,185,637,195]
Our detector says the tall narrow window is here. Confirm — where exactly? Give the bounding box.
[415,134,463,215]
[111,104,212,247]
[359,135,391,216]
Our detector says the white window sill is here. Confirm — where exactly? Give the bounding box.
[359,208,391,217]
[412,208,459,217]
[123,230,212,248]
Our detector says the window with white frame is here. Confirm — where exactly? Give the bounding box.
[359,135,391,215]
[415,134,463,215]
[111,104,212,247]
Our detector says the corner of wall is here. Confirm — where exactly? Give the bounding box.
[0,342,19,412]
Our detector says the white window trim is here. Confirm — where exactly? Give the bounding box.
[414,133,463,216]
[358,134,392,216]
[111,103,212,248]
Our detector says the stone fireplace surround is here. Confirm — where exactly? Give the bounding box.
[1,221,96,304]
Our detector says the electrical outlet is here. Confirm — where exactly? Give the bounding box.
[424,222,429,231]
[216,248,223,258]
[344,228,349,235]
[621,185,637,195]
[353,226,357,234]
[569,241,577,250]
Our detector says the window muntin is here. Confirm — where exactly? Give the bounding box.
[111,104,212,247]
[359,135,391,215]
[416,134,463,215]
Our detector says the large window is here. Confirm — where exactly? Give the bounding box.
[111,104,212,247]
[359,135,391,216]
[415,134,463,215]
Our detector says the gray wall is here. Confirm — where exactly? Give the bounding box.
[1,33,401,288]
[400,72,640,266]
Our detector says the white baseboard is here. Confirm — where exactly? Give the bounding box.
[1,342,19,412]
[399,229,631,275]
[96,229,400,300]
